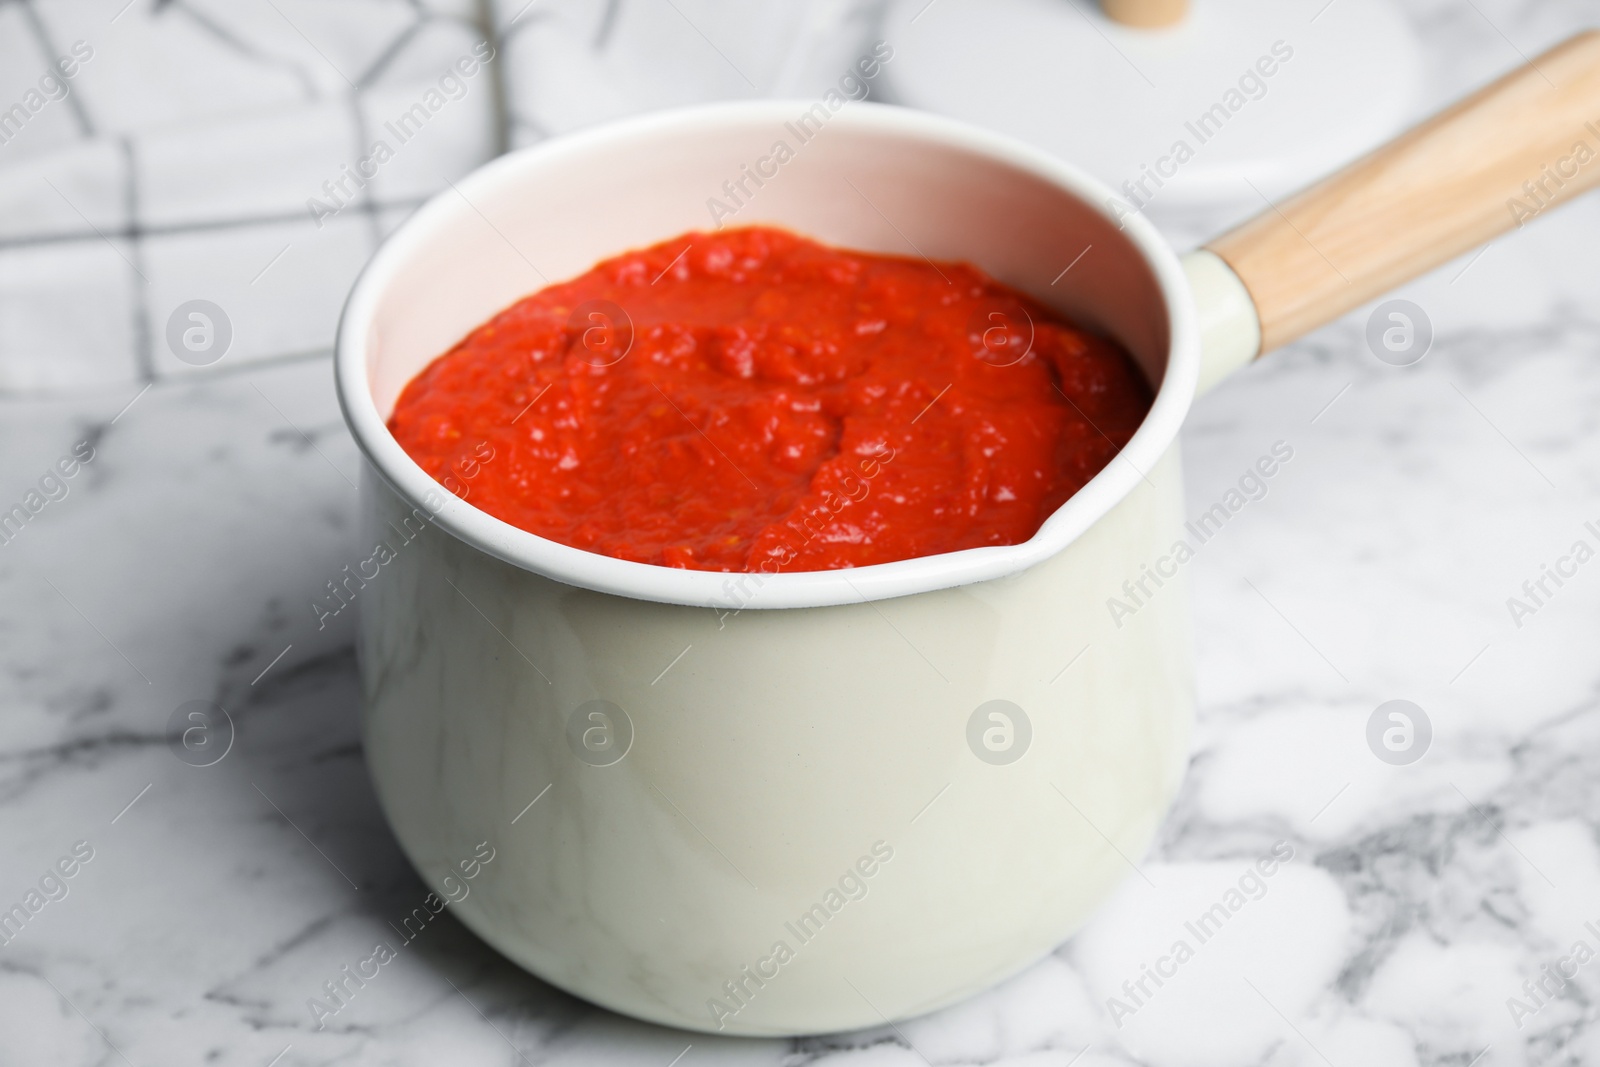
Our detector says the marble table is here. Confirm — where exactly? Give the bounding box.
[2,1,1598,1064]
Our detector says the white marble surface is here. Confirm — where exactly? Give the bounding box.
[2,0,1599,1064]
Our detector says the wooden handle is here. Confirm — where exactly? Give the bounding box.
[1207,30,1600,355]
[1101,0,1187,29]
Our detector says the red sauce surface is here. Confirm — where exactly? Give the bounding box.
[387,227,1152,572]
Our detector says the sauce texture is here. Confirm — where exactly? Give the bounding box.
[387,227,1152,572]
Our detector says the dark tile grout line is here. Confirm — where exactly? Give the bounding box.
[0,344,332,404]
[0,197,432,252]
[347,93,385,253]
[170,0,321,100]
[327,8,433,257]
[352,11,430,90]
[591,0,624,51]
[509,111,553,145]
[178,344,331,382]
[1,4,495,398]
[475,0,511,156]
[1,8,484,258]
[19,0,94,137]
[119,136,154,383]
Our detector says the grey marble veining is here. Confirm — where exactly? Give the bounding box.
[2,0,1599,1064]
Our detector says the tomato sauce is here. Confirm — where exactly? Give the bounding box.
[387,227,1152,572]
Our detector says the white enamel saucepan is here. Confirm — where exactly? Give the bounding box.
[335,33,1600,1036]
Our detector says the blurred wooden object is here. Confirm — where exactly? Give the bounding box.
[1100,0,1188,29]
[1208,30,1600,352]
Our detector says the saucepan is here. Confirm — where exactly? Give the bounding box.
[334,32,1600,1036]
